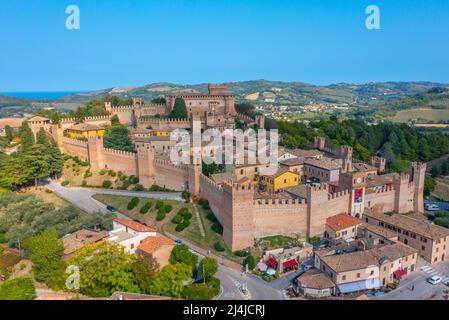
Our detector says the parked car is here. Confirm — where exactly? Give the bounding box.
[106,205,117,213]
[427,275,442,285]
[302,264,313,271]
[175,239,183,244]
[425,204,440,211]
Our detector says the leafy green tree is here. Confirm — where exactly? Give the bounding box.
[0,277,36,300]
[244,255,256,270]
[23,230,66,289]
[202,161,219,177]
[235,118,245,130]
[67,242,139,297]
[36,128,49,145]
[150,263,192,298]
[131,252,160,294]
[199,257,218,282]
[111,114,120,125]
[18,121,35,152]
[0,156,28,190]
[169,98,188,119]
[22,144,51,187]
[441,160,449,176]
[48,141,63,178]
[431,165,441,177]
[104,125,135,152]
[424,176,436,196]
[152,97,166,104]
[4,125,14,142]
[170,244,198,270]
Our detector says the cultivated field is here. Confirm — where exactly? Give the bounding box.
[392,108,449,122]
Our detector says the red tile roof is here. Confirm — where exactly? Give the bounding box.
[326,213,361,232]
[138,235,175,254]
[114,219,156,233]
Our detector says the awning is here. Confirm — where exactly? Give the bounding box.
[283,259,298,270]
[394,269,407,279]
[266,258,278,269]
[338,278,381,294]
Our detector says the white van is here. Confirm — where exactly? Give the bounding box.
[425,204,440,211]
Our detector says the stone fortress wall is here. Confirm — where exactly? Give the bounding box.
[38,84,427,252]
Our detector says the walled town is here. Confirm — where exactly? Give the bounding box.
[9,84,449,299]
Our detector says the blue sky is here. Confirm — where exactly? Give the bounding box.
[1,0,449,91]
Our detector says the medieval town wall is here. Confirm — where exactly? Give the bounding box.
[61,137,89,160]
[137,117,190,131]
[153,158,189,191]
[101,148,138,177]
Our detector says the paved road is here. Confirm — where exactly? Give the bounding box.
[46,180,183,219]
[47,180,284,300]
[424,200,449,211]
[163,231,284,300]
[373,260,449,300]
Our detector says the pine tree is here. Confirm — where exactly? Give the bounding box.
[49,141,63,179]
[36,128,49,145]
[22,144,51,187]
[4,125,14,142]
[169,98,188,119]
[18,121,35,152]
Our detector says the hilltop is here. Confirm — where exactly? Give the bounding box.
[59,80,448,106]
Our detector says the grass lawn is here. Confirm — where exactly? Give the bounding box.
[92,194,184,231]
[93,194,244,264]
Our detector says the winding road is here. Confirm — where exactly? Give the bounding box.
[45,180,286,300]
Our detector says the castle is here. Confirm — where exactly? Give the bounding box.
[27,84,426,251]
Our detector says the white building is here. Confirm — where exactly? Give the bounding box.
[108,219,157,253]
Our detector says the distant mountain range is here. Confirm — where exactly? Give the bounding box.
[2,80,448,110]
[59,80,448,106]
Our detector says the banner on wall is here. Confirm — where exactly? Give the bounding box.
[354,187,364,204]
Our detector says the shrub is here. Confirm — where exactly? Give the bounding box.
[102,180,112,189]
[133,184,145,192]
[129,175,139,184]
[108,170,117,177]
[81,180,87,187]
[214,241,225,252]
[61,180,70,187]
[179,207,190,216]
[212,222,223,235]
[234,250,249,257]
[183,211,193,221]
[99,169,107,176]
[0,246,4,257]
[175,223,186,232]
[84,170,93,178]
[164,204,173,213]
[155,200,165,210]
[140,201,152,214]
[127,197,140,210]
[172,215,183,224]
[244,255,256,270]
[0,233,6,243]
[0,277,36,300]
[156,211,166,221]
[182,191,190,202]
[119,180,130,190]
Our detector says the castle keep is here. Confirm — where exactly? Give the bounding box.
[28,84,427,252]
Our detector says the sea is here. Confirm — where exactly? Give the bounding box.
[0,91,85,100]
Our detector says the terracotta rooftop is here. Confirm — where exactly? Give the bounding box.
[364,211,449,240]
[353,162,378,173]
[320,242,417,273]
[27,116,50,122]
[114,219,156,233]
[326,213,362,232]
[304,157,343,170]
[280,158,305,167]
[138,235,175,254]
[290,149,322,158]
[296,270,335,289]
[359,223,398,240]
[62,229,109,256]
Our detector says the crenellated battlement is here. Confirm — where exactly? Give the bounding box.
[62,136,88,147]
[153,157,188,170]
[328,189,350,200]
[236,113,255,124]
[254,198,307,206]
[200,174,224,193]
[60,115,112,124]
[103,147,136,158]
[139,117,189,123]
